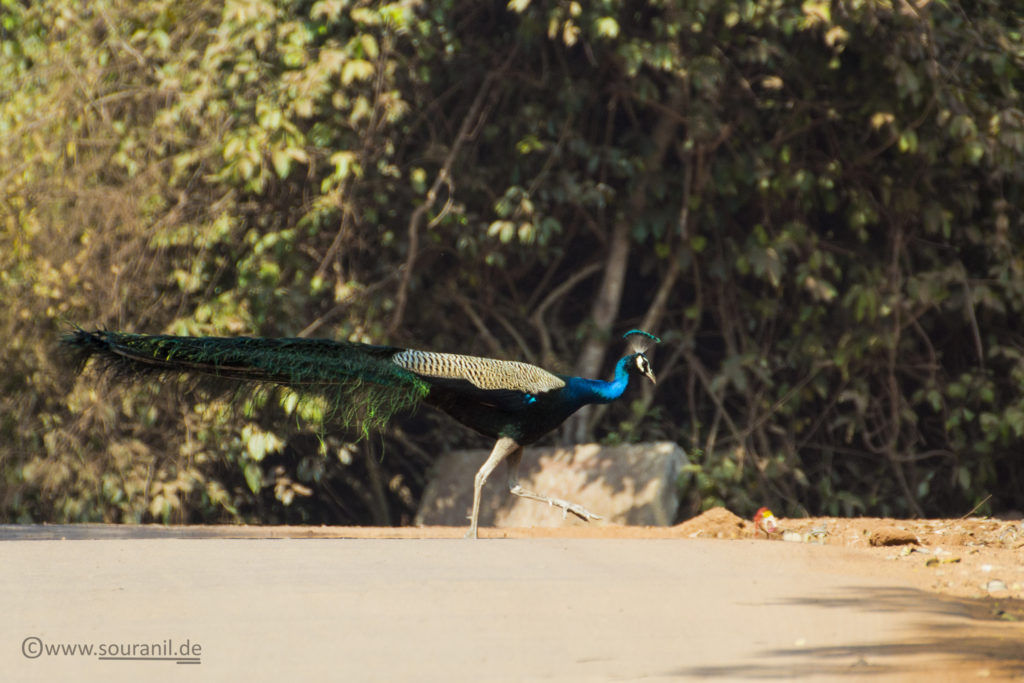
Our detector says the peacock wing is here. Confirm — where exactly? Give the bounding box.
[390,350,565,410]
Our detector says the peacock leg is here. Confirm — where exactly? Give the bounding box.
[505,448,603,524]
[466,437,521,539]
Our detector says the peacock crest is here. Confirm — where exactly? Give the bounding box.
[623,329,661,354]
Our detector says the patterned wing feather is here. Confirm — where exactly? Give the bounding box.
[391,350,565,394]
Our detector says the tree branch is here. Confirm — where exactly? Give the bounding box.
[388,51,516,336]
[530,261,603,364]
[451,289,504,357]
[567,83,687,441]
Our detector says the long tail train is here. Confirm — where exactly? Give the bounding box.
[61,329,430,432]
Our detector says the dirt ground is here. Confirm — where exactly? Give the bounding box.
[11,506,1022,609]
[315,506,1024,618]
[670,507,1024,607]
[5,511,1024,681]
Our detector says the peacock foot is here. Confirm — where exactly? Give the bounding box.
[547,497,602,523]
[508,483,603,523]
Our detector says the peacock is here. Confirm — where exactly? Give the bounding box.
[61,327,660,537]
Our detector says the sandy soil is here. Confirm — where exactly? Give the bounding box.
[7,507,1023,606]
[4,511,1024,681]
[181,506,1024,607]
[670,507,1024,606]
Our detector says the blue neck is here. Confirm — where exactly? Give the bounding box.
[565,356,632,405]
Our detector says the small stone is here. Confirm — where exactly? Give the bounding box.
[869,527,918,546]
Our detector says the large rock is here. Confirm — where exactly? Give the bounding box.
[415,441,687,528]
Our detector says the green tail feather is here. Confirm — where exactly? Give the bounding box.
[61,330,430,434]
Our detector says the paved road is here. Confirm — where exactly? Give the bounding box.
[3,528,1021,681]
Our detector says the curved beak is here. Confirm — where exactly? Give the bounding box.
[645,369,657,385]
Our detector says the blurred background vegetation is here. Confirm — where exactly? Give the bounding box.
[2,0,1022,525]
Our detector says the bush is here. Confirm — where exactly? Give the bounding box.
[2,0,1022,524]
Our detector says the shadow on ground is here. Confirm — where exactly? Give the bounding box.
[669,585,1024,679]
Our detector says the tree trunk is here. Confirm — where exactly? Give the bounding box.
[565,85,685,442]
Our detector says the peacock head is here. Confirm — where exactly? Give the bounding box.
[622,329,660,385]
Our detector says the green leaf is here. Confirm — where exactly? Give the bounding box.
[342,60,374,85]
[595,17,619,39]
[244,463,263,494]
[271,148,291,178]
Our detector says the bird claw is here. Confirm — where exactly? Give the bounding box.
[548,497,602,523]
[509,483,602,524]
